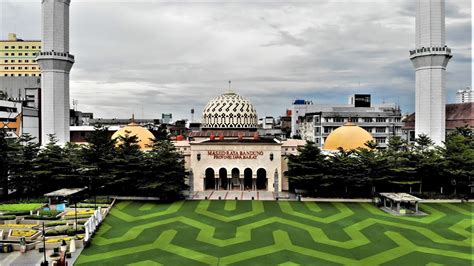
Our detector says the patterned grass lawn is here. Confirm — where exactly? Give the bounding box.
[76,200,473,266]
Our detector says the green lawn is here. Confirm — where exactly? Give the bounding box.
[77,200,473,266]
[0,203,44,212]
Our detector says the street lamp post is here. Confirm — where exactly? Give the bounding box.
[41,222,48,266]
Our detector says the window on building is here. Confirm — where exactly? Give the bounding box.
[18,67,22,70]
[10,74,14,76]
[3,60,7,63]
[32,67,36,70]
[25,67,28,70]
[11,67,15,70]
[32,46,36,49]
[10,60,14,63]
[18,60,22,63]
[376,118,386,123]
[4,74,7,77]
[25,60,29,63]
[376,137,386,144]
[376,127,386,133]
[25,53,29,56]
[315,138,320,144]
[25,74,29,76]
[19,53,23,56]
[363,118,372,123]
[18,74,22,76]
[394,118,401,122]
[334,117,344,123]
[11,46,15,49]
[19,46,23,49]
[5,53,8,56]
[11,53,14,56]
[25,46,29,49]
[4,46,8,49]
[315,127,320,133]
[32,74,36,76]
[4,67,8,70]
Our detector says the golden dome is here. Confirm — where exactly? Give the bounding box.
[323,122,374,151]
[111,121,155,151]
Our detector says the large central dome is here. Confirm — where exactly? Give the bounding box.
[202,91,258,129]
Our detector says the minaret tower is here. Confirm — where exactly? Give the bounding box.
[410,0,452,145]
[37,0,75,145]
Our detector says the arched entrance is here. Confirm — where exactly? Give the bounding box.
[231,168,240,190]
[219,168,228,190]
[244,168,253,190]
[204,168,215,190]
[256,168,267,190]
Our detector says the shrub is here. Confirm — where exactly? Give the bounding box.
[24,215,60,220]
[45,226,85,236]
[45,221,67,227]
[38,210,61,217]
[76,203,110,208]
[3,211,30,216]
[0,215,16,220]
[83,196,112,204]
[65,209,95,216]
[64,215,91,220]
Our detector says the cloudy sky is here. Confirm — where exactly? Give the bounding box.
[1,0,471,121]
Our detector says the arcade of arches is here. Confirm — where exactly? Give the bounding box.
[204,167,268,191]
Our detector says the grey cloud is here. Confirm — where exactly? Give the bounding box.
[2,0,471,119]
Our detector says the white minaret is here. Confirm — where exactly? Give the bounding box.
[410,0,452,145]
[37,0,75,145]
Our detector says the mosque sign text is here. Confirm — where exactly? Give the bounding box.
[208,150,264,160]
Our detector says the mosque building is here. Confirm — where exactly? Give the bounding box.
[176,90,290,193]
[110,90,373,195]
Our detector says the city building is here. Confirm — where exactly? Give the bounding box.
[456,87,473,103]
[409,0,452,145]
[0,76,41,109]
[0,33,42,77]
[162,113,173,124]
[402,102,474,143]
[293,94,403,149]
[37,0,75,145]
[0,99,39,140]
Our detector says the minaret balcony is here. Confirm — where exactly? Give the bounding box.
[36,51,75,72]
[409,46,452,59]
[37,51,75,61]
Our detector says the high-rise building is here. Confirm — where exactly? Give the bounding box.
[293,97,403,149]
[456,87,473,103]
[409,0,452,145]
[0,33,42,77]
[37,0,75,145]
